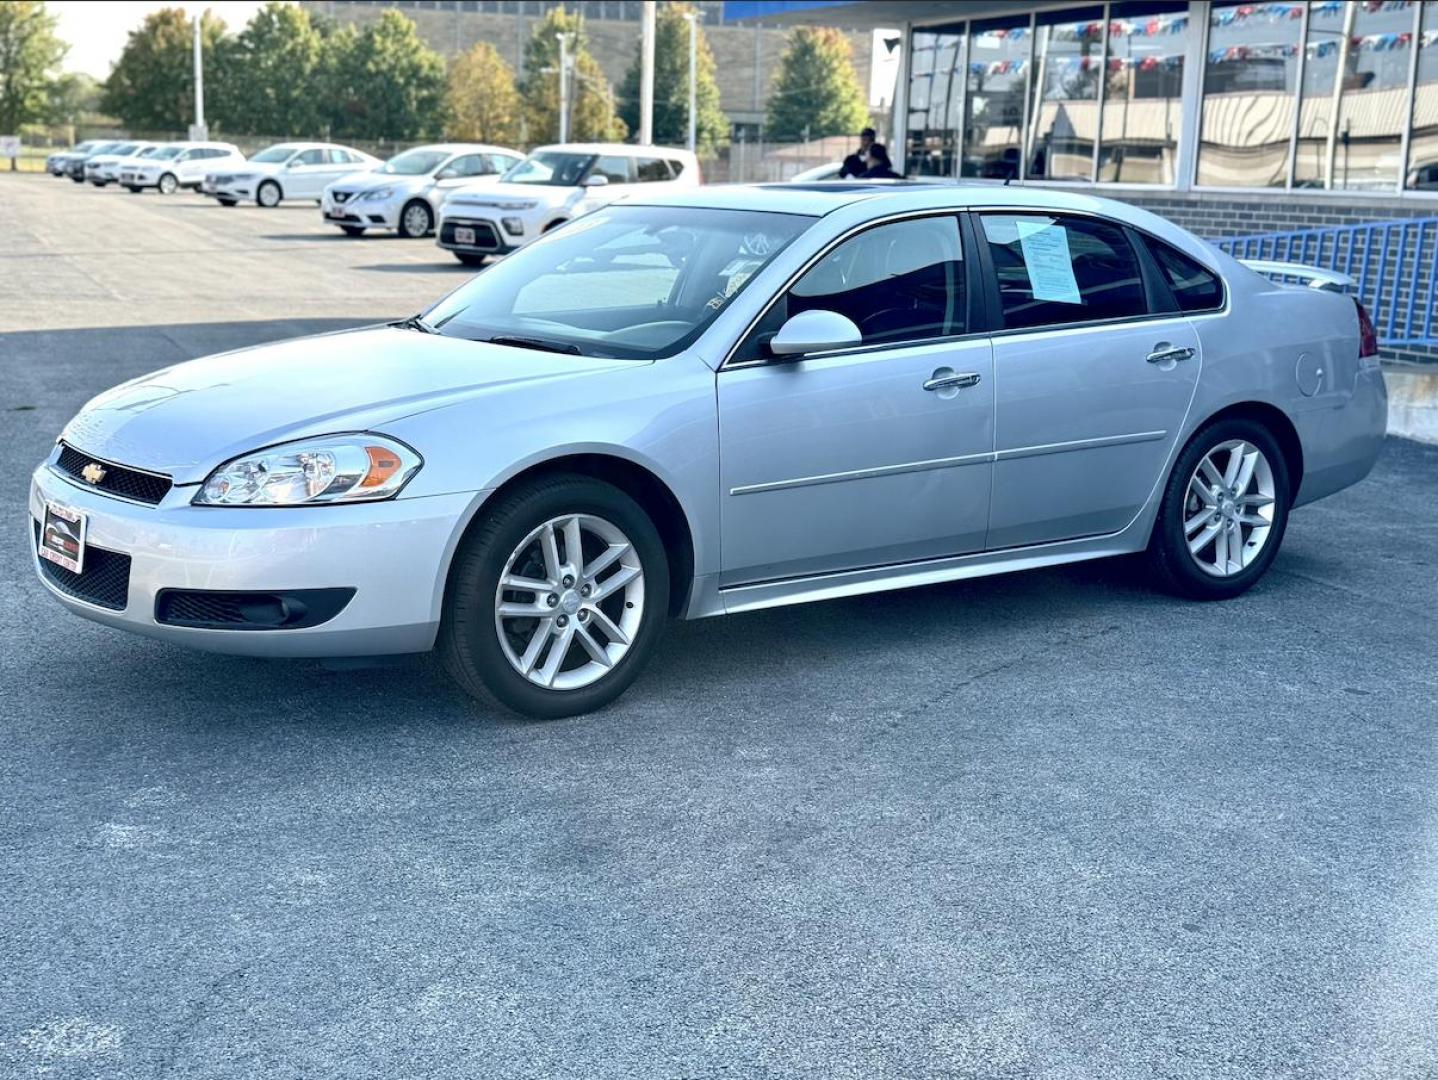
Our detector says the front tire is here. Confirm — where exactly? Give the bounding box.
[398,199,434,239]
[125,185,142,193]
[454,253,486,267]
[1146,418,1291,600]
[257,180,281,208]
[157,172,179,195]
[440,475,669,719]
[340,225,366,237]
[217,196,237,207]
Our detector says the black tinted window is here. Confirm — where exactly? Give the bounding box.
[1149,239,1223,312]
[787,216,966,345]
[980,213,1146,329]
[635,157,672,181]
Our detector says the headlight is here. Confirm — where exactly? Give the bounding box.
[193,435,422,506]
[358,187,395,201]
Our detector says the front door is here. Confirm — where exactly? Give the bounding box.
[718,215,994,585]
[976,211,1202,550]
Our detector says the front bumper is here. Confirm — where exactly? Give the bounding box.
[29,459,481,657]
[119,170,159,188]
[210,178,258,200]
[322,193,401,229]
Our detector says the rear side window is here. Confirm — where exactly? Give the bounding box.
[667,159,686,177]
[635,157,672,182]
[786,216,967,345]
[980,213,1147,330]
[1148,239,1224,312]
[447,153,492,177]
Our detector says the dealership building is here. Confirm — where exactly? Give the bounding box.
[726,0,1438,361]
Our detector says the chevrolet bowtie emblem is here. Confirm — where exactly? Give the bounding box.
[81,462,107,485]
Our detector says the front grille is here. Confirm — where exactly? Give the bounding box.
[33,521,131,611]
[56,443,172,505]
[441,219,501,251]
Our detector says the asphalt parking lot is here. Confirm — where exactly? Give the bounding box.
[3,172,1438,1079]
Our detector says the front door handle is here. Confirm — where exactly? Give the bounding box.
[1147,343,1196,365]
[923,370,982,392]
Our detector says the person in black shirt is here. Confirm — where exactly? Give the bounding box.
[838,128,877,179]
[860,143,902,180]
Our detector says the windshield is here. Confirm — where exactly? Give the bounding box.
[422,206,811,360]
[86,143,118,156]
[135,146,161,159]
[379,149,448,176]
[250,146,296,164]
[150,146,182,160]
[107,143,138,156]
[500,151,597,186]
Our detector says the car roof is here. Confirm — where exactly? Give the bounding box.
[531,143,697,161]
[398,143,522,156]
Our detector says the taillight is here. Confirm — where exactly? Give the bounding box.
[1355,298,1379,359]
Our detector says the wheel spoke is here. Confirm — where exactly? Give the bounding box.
[1213,524,1232,572]
[537,624,575,687]
[575,623,613,667]
[539,523,562,582]
[1188,476,1217,507]
[498,601,545,618]
[1223,442,1249,487]
[1232,450,1258,496]
[502,574,552,593]
[562,516,584,575]
[1189,521,1221,556]
[1185,507,1217,537]
[586,604,630,646]
[517,618,554,674]
[591,563,640,601]
[1199,457,1226,490]
[583,542,630,582]
[1237,512,1269,527]
[1240,492,1275,508]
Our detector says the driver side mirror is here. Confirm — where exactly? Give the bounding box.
[435,166,459,180]
[582,174,610,187]
[768,309,862,358]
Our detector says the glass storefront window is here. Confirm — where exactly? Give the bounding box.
[962,15,1032,179]
[1197,2,1305,187]
[1027,7,1104,180]
[1296,0,1417,189]
[905,23,967,177]
[1411,2,1438,189]
[1099,1,1189,183]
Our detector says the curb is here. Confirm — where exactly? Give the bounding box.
[1385,367,1438,446]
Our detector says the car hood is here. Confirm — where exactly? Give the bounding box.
[61,327,636,483]
[444,180,579,210]
[329,170,421,194]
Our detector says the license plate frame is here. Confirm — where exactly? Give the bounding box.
[454,226,477,246]
[38,501,87,574]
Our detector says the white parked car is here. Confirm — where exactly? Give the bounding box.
[120,143,245,195]
[205,143,380,207]
[321,143,523,238]
[84,142,156,186]
[437,143,699,265]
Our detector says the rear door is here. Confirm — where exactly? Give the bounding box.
[976,210,1201,549]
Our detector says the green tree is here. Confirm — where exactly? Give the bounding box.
[42,71,101,126]
[518,7,625,145]
[320,8,446,141]
[765,26,869,142]
[446,40,520,145]
[102,7,229,131]
[0,0,68,132]
[226,1,325,136]
[618,2,727,153]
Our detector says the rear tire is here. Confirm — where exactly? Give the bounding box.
[1146,417,1291,601]
[440,475,669,719]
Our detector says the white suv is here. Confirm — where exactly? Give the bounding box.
[321,143,522,238]
[436,143,700,265]
[120,143,244,194]
[206,143,380,207]
[84,141,155,186]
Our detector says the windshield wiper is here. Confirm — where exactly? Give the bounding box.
[392,314,436,334]
[486,335,581,355]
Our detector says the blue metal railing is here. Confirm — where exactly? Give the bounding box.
[1217,217,1438,348]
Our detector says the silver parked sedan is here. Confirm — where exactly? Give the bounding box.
[30,184,1387,717]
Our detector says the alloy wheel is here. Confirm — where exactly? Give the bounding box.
[158,173,177,195]
[401,202,431,237]
[493,513,645,690]
[1183,439,1277,577]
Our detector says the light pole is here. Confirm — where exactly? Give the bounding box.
[558,32,571,143]
[684,11,698,153]
[192,13,207,140]
[639,2,656,145]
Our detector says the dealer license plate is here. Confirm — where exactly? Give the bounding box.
[38,502,87,574]
[454,226,476,246]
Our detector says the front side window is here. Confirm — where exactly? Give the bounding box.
[444,153,492,178]
[294,149,327,166]
[981,213,1146,329]
[783,216,968,346]
[1148,239,1223,312]
[593,156,633,183]
[422,206,810,360]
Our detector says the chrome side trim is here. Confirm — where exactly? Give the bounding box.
[993,430,1167,463]
[729,450,991,497]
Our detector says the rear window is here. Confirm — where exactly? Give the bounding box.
[980,213,1147,330]
[1148,239,1224,312]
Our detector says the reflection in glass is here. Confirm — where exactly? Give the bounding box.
[962,16,1031,179]
[906,23,966,177]
[1407,2,1438,189]
[1197,2,1304,187]
[1026,7,1103,180]
[1099,1,1189,183]
[1296,0,1416,189]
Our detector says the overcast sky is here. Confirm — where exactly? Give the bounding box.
[53,1,265,77]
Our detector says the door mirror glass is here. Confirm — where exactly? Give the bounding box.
[582,173,610,187]
[769,309,862,357]
[435,166,458,180]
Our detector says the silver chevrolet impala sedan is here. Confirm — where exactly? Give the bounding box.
[30,183,1387,717]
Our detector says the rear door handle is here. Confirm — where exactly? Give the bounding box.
[923,371,982,392]
[1146,343,1195,364]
